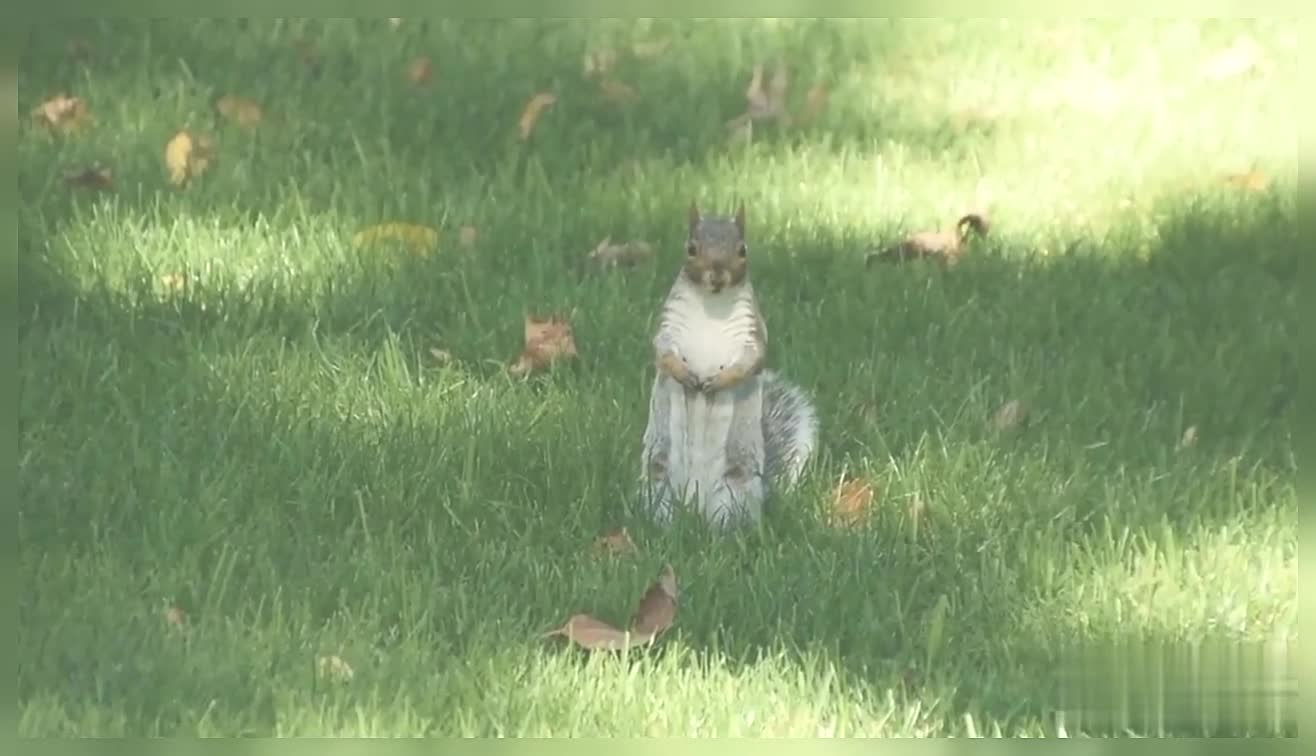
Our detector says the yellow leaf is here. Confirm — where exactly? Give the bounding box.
[1223,169,1270,192]
[828,475,876,528]
[316,655,354,682]
[164,130,215,187]
[592,527,637,557]
[352,223,439,256]
[215,94,264,127]
[518,92,557,140]
[31,94,89,133]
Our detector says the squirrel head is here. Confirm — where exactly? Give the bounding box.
[682,200,749,294]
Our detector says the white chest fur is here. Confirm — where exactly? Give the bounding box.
[665,283,759,378]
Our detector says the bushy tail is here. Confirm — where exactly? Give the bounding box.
[760,369,818,487]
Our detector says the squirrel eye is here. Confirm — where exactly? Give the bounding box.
[686,242,698,257]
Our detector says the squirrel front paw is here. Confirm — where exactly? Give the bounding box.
[705,364,749,392]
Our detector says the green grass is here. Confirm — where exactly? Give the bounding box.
[17,18,1299,736]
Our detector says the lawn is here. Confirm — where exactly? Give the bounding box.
[16,18,1299,736]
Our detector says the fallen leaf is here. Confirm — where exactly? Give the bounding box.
[801,83,829,123]
[518,92,557,140]
[509,313,578,376]
[829,475,876,528]
[317,654,355,682]
[163,605,187,628]
[745,61,790,124]
[215,94,264,128]
[629,564,678,638]
[1223,169,1270,192]
[582,47,617,77]
[598,77,638,105]
[64,165,113,191]
[592,527,637,557]
[991,399,1029,431]
[407,55,433,86]
[543,613,648,652]
[159,272,188,293]
[164,130,216,187]
[458,225,479,248]
[586,237,653,269]
[31,94,89,133]
[388,18,403,29]
[1178,425,1199,450]
[352,223,439,256]
[1201,35,1267,81]
[428,347,453,365]
[631,37,671,59]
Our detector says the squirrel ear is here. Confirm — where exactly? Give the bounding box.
[734,201,746,236]
[688,200,701,234]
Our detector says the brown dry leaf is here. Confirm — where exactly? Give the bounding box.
[159,272,188,293]
[458,225,479,248]
[586,237,653,269]
[582,47,617,77]
[31,94,89,133]
[316,654,355,682]
[631,37,671,59]
[215,94,264,128]
[509,313,578,376]
[629,564,678,638]
[598,77,638,105]
[991,399,1029,431]
[518,92,557,140]
[64,165,113,191]
[592,527,637,557]
[1178,425,1199,450]
[163,605,187,629]
[543,613,648,652]
[829,475,876,528]
[407,56,434,86]
[352,223,439,256]
[1223,169,1270,192]
[801,83,829,123]
[164,130,216,187]
[745,61,790,124]
[428,347,453,365]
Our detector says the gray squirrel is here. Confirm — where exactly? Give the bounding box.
[639,201,818,527]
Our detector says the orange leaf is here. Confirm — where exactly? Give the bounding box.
[215,94,264,127]
[829,475,876,528]
[592,527,637,557]
[518,92,557,140]
[407,55,434,86]
[31,94,89,133]
[164,130,215,187]
[509,313,577,376]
